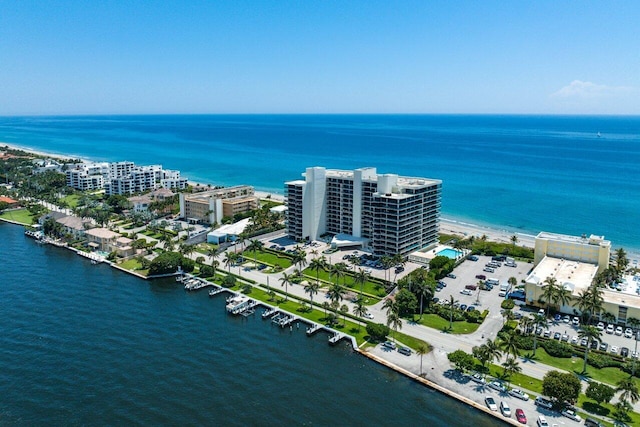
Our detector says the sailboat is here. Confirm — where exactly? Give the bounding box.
[597,132,602,138]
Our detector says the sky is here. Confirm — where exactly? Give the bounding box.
[1,1,639,115]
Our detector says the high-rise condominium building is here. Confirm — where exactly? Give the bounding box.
[285,167,442,256]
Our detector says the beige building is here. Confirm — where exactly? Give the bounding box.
[179,185,257,225]
[85,228,133,257]
[525,232,640,325]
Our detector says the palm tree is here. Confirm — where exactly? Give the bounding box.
[292,250,308,273]
[531,314,548,356]
[329,263,344,287]
[501,357,521,387]
[617,376,640,404]
[500,331,520,359]
[223,252,236,272]
[322,301,330,321]
[540,276,559,317]
[387,311,402,341]
[279,272,293,301]
[574,286,604,324]
[353,268,370,296]
[327,282,345,307]
[309,256,327,286]
[380,255,393,283]
[415,281,434,319]
[615,247,629,274]
[578,325,602,373]
[211,259,219,278]
[383,297,398,318]
[510,234,518,249]
[340,304,349,326]
[445,295,458,331]
[416,343,429,376]
[519,316,533,336]
[486,338,503,365]
[247,239,263,262]
[627,317,640,332]
[552,286,572,315]
[304,281,320,309]
[601,311,617,325]
[352,297,367,330]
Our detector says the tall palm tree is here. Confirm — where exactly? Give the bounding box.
[574,286,604,324]
[279,272,293,302]
[615,247,629,274]
[353,268,370,296]
[540,276,559,317]
[500,331,520,359]
[304,281,320,309]
[327,282,345,307]
[445,295,458,331]
[601,311,617,325]
[380,255,393,283]
[322,301,330,320]
[578,325,602,373]
[530,314,548,356]
[352,297,367,331]
[387,311,402,341]
[627,317,640,332]
[223,252,236,272]
[309,256,327,286]
[617,376,640,404]
[416,343,429,376]
[211,259,219,279]
[510,234,518,250]
[340,304,349,326]
[485,338,503,365]
[247,239,263,262]
[292,250,308,273]
[383,297,398,318]
[330,263,344,287]
[501,357,522,388]
[415,281,434,319]
[552,286,572,315]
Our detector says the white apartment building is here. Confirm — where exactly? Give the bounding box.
[179,185,257,225]
[285,167,442,257]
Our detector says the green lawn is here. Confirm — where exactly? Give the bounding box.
[60,194,80,208]
[118,259,149,276]
[242,249,293,268]
[415,313,481,334]
[525,347,638,389]
[0,208,36,225]
[301,266,388,298]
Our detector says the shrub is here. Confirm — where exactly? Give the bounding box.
[465,310,483,324]
[501,299,515,309]
[513,334,534,350]
[541,340,574,358]
[587,353,619,369]
[366,323,390,341]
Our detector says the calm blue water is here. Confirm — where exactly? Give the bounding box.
[1,114,639,253]
[436,248,463,259]
[0,223,499,425]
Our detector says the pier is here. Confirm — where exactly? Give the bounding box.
[262,307,278,319]
[184,278,212,291]
[208,287,225,297]
[305,323,322,336]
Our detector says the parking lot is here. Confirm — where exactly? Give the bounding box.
[433,255,532,317]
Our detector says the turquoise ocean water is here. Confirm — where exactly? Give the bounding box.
[1,114,638,254]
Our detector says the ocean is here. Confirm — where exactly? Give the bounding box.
[1,114,638,255]
[0,223,498,426]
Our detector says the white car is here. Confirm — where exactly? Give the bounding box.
[488,380,507,393]
[597,322,605,331]
[572,316,580,326]
[571,335,578,344]
[625,328,634,338]
[460,289,472,295]
[561,408,582,422]
[563,315,571,323]
[470,372,486,384]
[363,312,374,319]
[508,388,530,401]
[485,396,498,411]
[606,324,615,334]
[611,345,619,354]
[500,401,511,417]
[616,326,624,336]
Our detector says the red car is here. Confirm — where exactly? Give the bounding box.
[515,408,526,424]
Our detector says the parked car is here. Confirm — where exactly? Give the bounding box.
[606,324,615,334]
[561,333,569,342]
[590,339,599,349]
[572,316,580,326]
[475,274,486,280]
[537,415,550,427]
[616,326,624,336]
[508,389,530,401]
[553,332,561,340]
[610,345,619,354]
[597,322,605,331]
[460,304,468,311]
[432,297,440,304]
[580,337,588,346]
[554,314,561,322]
[621,347,630,357]
[382,341,396,350]
[397,346,411,356]
[467,306,476,312]
[460,289,472,296]
[543,330,551,338]
[625,328,634,338]
[534,396,553,409]
[500,401,512,417]
[483,267,495,273]
[446,273,457,279]
[470,372,486,384]
[465,284,477,290]
[561,408,582,422]
[515,408,527,424]
[485,396,498,411]
[584,418,605,427]
[488,380,507,393]
[599,342,609,351]
[562,315,571,323]
[571,336,578,344]
[363,312,374,319]
[468,255,479,261]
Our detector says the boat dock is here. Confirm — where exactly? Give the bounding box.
[184,278,212,291]
[208,287,226,297]
[305,323,322,336]
[261,307,278,319]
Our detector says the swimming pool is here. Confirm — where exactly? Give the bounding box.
[436,248,463,259]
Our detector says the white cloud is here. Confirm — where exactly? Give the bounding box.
[551,80,635,99]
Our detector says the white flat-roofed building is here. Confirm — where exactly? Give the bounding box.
[179,185,257,225]
[285,167,441,256]
[524,231,640,325]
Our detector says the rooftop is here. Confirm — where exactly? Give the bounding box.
[85,228,120,239]
[536,231,611,247]
[527,256,599,292]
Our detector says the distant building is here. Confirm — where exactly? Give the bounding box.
[284,167,441,256]
[85,228,133,257]
[0,196,19,207]
[179,185,257,225]
[65,161,188,195]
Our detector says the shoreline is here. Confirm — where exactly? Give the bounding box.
[3,140,639,260]
[4,220,515,426]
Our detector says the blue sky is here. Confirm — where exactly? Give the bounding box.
[1,1,639,115]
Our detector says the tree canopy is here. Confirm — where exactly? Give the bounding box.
[542,371,581,405]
